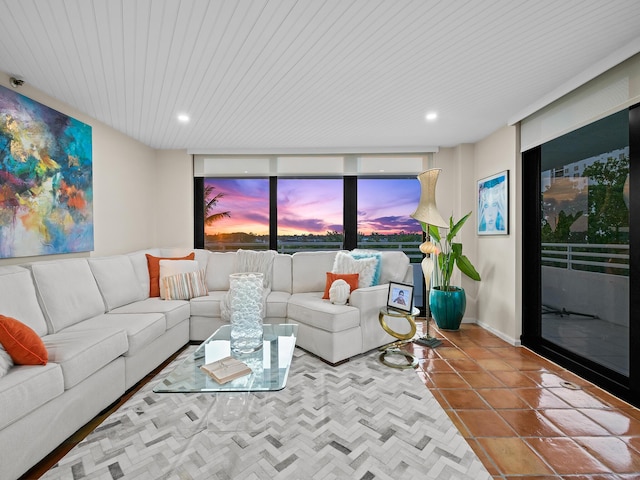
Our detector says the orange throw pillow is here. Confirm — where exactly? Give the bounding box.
[322,272,359,299]
[146,253,195,297]
[0,315,48,365]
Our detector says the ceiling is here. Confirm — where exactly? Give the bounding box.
[1,0,639,153]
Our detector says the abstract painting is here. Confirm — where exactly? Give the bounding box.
[0,85,93,258]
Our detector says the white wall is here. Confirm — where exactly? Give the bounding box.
[433,126,520,345]
[0,72,158,265]
[433,144,480,323]
[473,125,520,343]
[155,150,194,249]
[92,121,158,256]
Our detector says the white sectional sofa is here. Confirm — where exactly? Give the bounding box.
[0,247,412,480]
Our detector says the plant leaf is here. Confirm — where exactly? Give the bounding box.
[449,212,471,238]
[428,224,441,242]
[456,255,481,281]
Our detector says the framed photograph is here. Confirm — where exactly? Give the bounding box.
[387,282,414,313]
[477,170,509,235]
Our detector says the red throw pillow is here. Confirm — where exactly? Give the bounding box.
[146,253,195,297]
[0,315,48,365]
[322,272,359,299]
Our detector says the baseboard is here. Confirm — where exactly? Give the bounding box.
[475,320,521,347]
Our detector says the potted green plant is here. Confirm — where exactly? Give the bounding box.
[421,212,481,330]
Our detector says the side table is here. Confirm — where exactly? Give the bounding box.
[378,306,419,369]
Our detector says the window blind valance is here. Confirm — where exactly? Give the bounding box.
[519,52,640,153]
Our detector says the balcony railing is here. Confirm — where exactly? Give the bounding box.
[205,240,424,263]
[542,243,629,276]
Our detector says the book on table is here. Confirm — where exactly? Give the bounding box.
[200,356,252,384]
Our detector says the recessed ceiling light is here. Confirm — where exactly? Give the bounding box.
[425,112,438,121]
[177,114,190,123]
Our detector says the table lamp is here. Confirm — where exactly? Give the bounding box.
[410,169,447,348]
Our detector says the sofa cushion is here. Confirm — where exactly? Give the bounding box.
[0,362,64,430]
[88,255,145,310]
[266,291,290,319]
[322,272,359,299]
[127,249,162,298]
[28,259,105,333]
[189,290,290,320]
[189,291,226,318]
[378,251,412,284]
[291,251,340,294]
[0,315,48,365]
[287,293,360,332]
[146,252,195,297]
[64,313,166,357]
[43,328,128,389]
[205,252,237,291]
[0,266,48,336]
[109,298,190,330]
[272,254,292,293]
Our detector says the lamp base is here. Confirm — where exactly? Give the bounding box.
[414,335,442,348]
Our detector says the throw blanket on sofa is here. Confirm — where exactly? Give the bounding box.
[220,249,277,323]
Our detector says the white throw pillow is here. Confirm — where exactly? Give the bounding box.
[331,251,378,288]
[0,344,13,378]
[159,260,199,299]
[329,279,350,305]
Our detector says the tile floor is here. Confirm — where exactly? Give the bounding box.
[24,321,640,479]
[407,320,640,479]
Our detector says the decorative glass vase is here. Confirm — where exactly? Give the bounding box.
[228,272,264,354]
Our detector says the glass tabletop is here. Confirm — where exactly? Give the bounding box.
[379,306,420,317]
[154,323,298,393]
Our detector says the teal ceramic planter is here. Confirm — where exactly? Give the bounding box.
[429,286,466,331]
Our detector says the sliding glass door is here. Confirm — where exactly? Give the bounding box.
[523,106,638,406]
[541,110,629,374]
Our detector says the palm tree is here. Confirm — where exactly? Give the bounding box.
[204,185,231,225]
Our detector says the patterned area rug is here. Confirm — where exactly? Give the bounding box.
[43,347,490,480]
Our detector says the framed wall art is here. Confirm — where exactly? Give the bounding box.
[477,170,509,235]
[0,85,93,259]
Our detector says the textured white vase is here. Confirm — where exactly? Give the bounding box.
[229,272,264,354]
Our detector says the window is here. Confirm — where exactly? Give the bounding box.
[194,154,429,309]
[357,177,423,307]
[203,178,270,251]
[356,178,422,250]
[277,178,343,253]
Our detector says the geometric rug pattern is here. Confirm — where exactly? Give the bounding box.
[42,347,490,480]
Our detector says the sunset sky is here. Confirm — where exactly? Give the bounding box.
[204,178,422,236]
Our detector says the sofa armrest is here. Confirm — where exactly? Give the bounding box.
[349,284,388,308]
[349,284,399,352]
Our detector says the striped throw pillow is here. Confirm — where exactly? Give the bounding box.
[162,269,208,300]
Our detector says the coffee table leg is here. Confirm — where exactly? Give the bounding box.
[208,392,269,433]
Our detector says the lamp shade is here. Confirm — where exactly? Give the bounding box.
[410,169,448,228]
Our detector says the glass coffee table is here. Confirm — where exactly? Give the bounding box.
[154,323,298,393]
[154,324,299,434]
